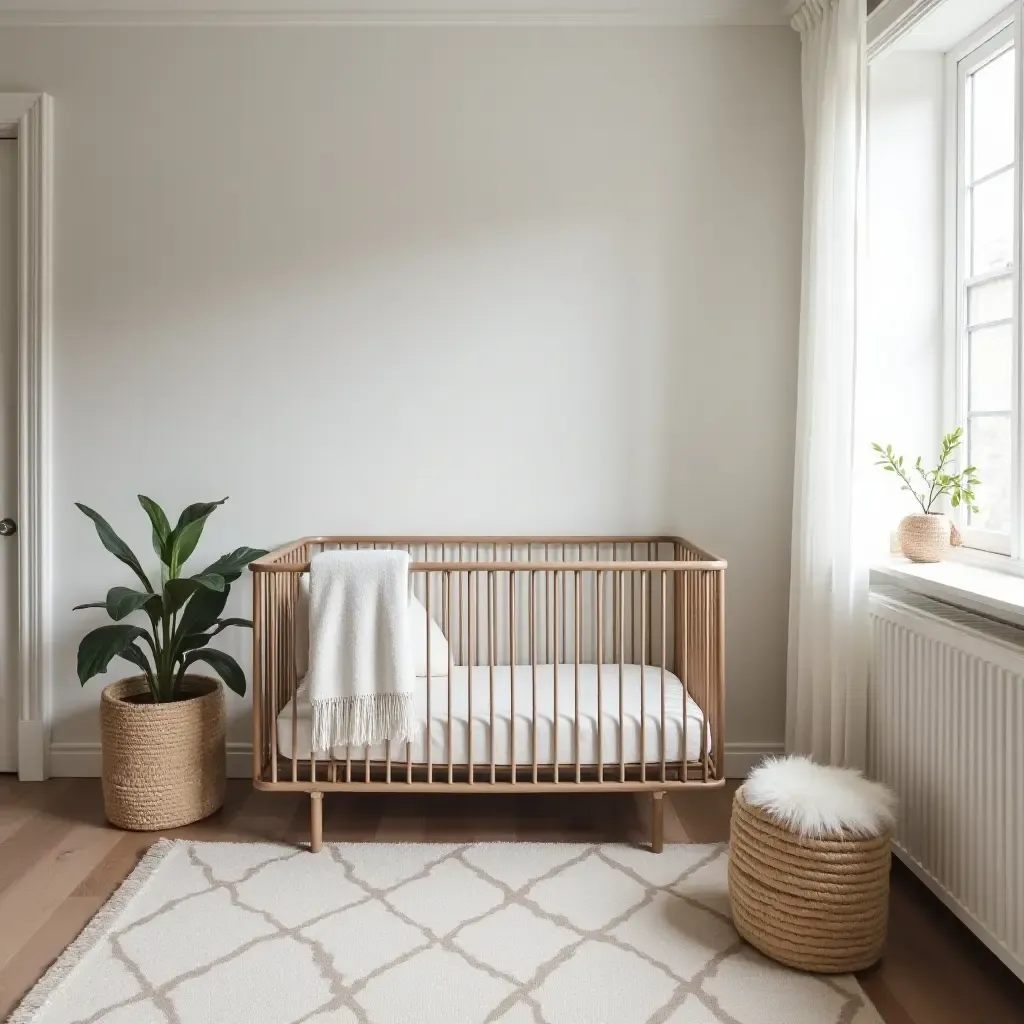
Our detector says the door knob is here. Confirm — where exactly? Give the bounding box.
[0,518,16,537]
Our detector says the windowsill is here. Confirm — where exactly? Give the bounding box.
[871,556,1024,629]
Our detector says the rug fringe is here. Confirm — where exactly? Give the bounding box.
[311,692,414,752]
[5,838,182,1024]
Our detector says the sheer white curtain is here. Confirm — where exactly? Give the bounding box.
[786,0,869,768]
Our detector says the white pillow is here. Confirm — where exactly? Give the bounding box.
[294,575,449,678]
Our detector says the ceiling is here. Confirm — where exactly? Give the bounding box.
[0,0,798,26]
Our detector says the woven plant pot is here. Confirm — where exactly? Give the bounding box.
[101,675,226,831]
[728,790,891,973]
[897,512,949,563]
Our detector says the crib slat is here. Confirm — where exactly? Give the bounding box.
[703,571,711,783]
[661,572,667,784]
[554,571,560,784]
[270,574,278,784]
[640,570,647,783]
[597,571,604,783]
[647,542,654,666]
[489,571,496,785]
[253,573,263,781]
[447,571,454,785]
[618,569,625,784]
[290,576,299,785]
[682,565,689,778]
[716,570,725,779]
[574,570,581,784]
[545,545,551,664]
[561,552,568,663]
[468,570,475,785]
[426,570,433,784]
[531,570,538,785]
[510,569,517,784]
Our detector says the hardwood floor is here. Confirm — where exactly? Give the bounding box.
[1,776,1022,1022]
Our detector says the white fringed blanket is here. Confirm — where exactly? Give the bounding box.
[307,549,415,751]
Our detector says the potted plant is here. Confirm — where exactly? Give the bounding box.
[74,496,266,830]
[872,428,980,563]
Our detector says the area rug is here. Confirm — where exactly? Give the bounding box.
[10,840,884,1024]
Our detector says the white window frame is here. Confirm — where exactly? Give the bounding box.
[945,5,1021,558]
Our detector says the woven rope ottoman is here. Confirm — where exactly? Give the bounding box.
[729,755,896,973]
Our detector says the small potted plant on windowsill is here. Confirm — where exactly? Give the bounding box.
[872,428,980,563]
[74,496,266,830]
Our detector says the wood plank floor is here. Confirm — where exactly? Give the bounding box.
[1,777,1022,1023]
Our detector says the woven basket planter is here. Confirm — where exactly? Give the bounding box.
[729,790,891,973]
[101,675,226,831]
[897,512,950,563]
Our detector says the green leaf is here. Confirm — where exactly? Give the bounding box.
[182,648,246,697]
[75,504,152,591]
[168,498,228,573]
[77,624,148,685]
[117,642,155,683]
[105,586,161,622]
[177,632,214,655]
[200,547,268,585]
[164,573,226,615]
[176,585,229,639]
[138,495,172,563]
[210,616,252,633]
[72,601,107,611]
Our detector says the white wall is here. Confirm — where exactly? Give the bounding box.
[864,51,946,542]
[0,25,802,765]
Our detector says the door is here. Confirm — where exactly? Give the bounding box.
[0,140,17,772]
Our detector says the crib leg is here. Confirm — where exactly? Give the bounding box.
[310,792,323,853]
[651,791,665,854]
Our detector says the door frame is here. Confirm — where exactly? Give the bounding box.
[0,94,53,781]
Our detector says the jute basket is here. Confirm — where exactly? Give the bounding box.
[101,675,226,831]
[897,512,950,563]
[728,790,891,973]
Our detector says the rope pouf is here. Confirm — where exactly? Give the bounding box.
[728,758,894,974]
[101,675,225,831]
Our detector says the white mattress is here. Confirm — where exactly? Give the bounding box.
[276,663,711,767]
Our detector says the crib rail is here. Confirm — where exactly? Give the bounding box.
[250,537,725,794]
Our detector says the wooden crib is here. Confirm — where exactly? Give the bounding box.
[249,536,726,852]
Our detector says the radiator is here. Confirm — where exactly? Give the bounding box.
[868,586,1024,982]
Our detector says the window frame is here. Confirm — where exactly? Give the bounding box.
[945,7,1020,558]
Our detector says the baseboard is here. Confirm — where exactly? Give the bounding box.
[48,742,254,780]
[18,719,50,781]
[48,740,781,781]
[722,742,784,779]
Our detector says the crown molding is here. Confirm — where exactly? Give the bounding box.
[0,0,792,27]
[866,0,944,59]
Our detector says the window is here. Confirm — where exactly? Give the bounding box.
[950,17,1018,555]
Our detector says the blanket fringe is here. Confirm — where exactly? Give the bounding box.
[311,693,415,752]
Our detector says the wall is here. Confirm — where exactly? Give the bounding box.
[0,25,802,771]
[864,51,946,544]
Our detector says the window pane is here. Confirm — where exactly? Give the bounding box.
[968,415,1011,532]
[971,169,1014,274]
[971,48,1016,181]
[969,323,1013,410]
[968,276,1013,325]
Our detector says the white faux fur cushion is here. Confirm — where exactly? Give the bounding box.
[742,755,896,838]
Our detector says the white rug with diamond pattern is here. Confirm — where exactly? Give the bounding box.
[11,839,884,1024]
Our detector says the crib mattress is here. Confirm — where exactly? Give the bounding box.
[276,663,712,768]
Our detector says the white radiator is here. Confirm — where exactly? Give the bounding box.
[868,586,1024,982]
